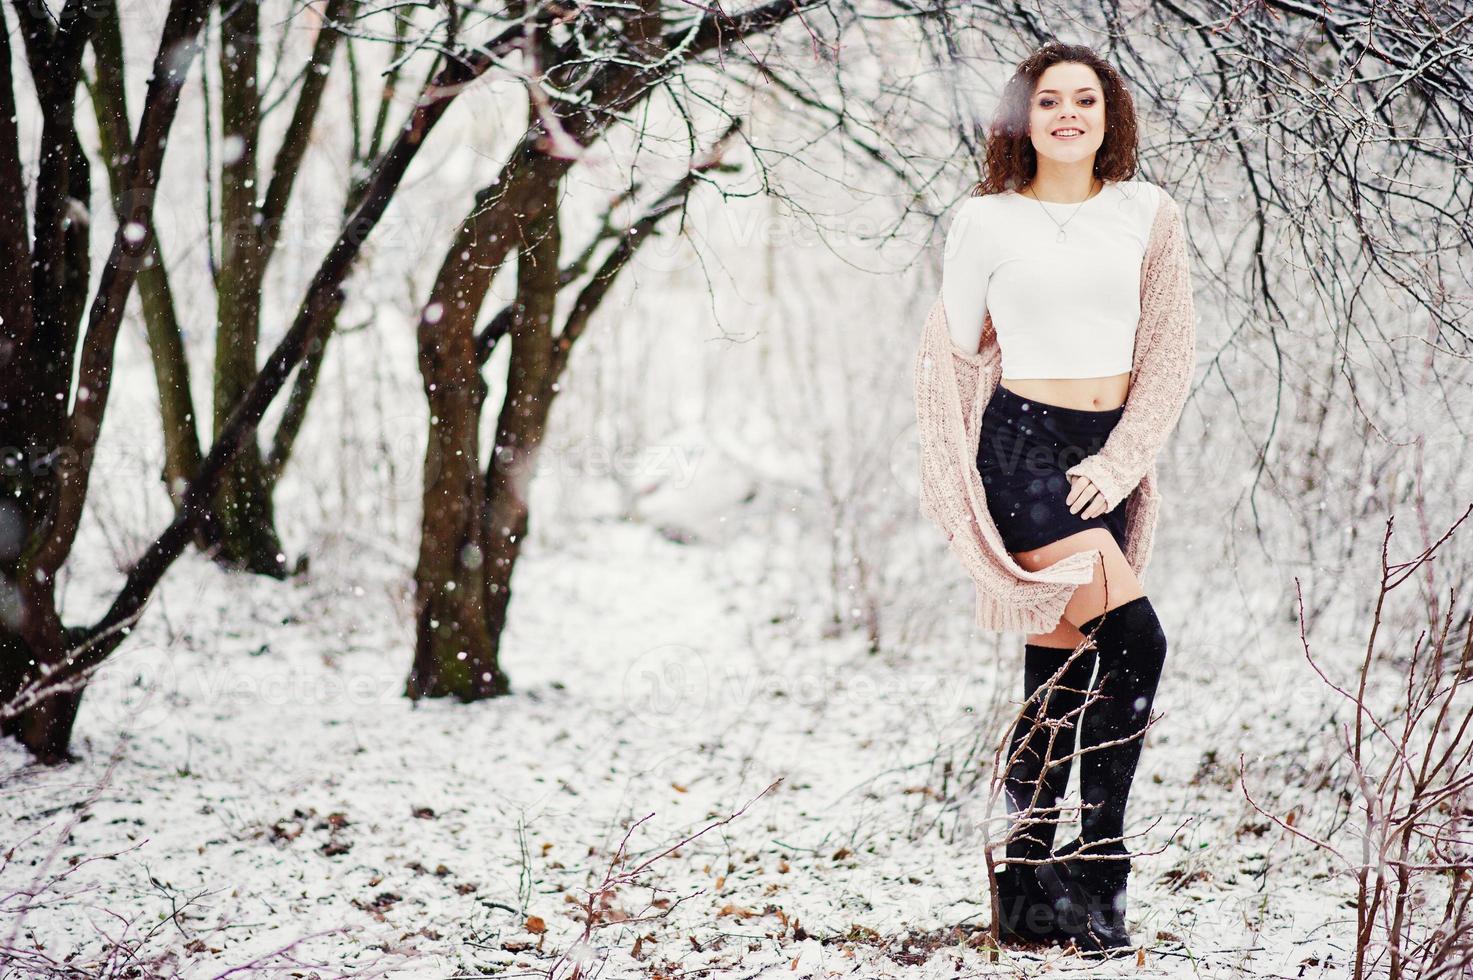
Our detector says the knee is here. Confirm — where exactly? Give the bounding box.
[1114,598,1170,692]
[1131,598,1169,664]
[1086,595,1169,674]
[1118,593,1165,632]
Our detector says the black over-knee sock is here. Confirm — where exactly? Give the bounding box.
[1075,595,1169,848]
[1004,642,1098,863]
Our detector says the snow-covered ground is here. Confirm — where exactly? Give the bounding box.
[2,467,1375,978]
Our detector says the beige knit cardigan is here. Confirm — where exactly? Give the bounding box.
[913,187,1197,633]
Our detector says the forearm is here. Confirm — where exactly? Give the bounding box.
[1064,323,1193,509]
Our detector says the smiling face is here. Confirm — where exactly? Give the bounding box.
[1028,61,1108,166]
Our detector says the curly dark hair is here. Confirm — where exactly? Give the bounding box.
[972,42,1138,197]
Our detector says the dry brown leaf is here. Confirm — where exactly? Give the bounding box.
[526,915,547,934]
[717,904,760,919]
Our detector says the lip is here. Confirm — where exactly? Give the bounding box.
[1051,128,1084,140]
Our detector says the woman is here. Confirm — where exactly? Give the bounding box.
[916,42,1198,956]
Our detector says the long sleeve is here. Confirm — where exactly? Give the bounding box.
[1063,190,1197,511]
[941,198,990,356]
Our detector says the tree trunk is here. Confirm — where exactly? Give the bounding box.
[406,146,568,699]
[1,0,210,762]
[0,574,84,766]
[406,233,499,700]
[0,0,95,763]
[482,207,561,651]
[87,0,219,548]
[212,0,288,577]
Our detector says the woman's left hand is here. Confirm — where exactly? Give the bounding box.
[1067,474,1109,518]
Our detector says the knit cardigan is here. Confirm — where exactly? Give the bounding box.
[913,187,1197,633]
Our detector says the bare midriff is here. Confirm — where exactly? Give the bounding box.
[999,371,1132,412]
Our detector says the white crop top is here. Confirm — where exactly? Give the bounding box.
[941,179,1161,379]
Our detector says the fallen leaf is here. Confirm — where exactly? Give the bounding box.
[718,904,759,919]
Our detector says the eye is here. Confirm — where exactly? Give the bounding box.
[1039,98,1056,107]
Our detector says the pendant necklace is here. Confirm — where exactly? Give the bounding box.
[1027,178,1101,243]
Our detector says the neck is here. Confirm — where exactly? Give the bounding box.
[1023,161,1101,203]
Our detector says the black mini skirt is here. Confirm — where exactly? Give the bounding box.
[976,383,1129,555]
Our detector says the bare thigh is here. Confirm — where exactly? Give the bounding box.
[1013,528,1145,643]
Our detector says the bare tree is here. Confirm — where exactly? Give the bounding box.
[1,0,830,761]
[0,3,561,761]
[207,0,358,575]
[402,0,832,698]
[0,0,212,762]
[85,0,366,575]
[1242,508,1473,980]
